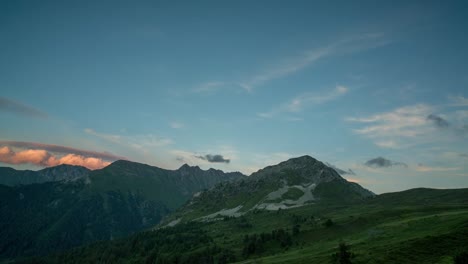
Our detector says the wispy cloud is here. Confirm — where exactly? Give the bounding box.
[364,157,407,168]
[258,85,348,118]
[172,145,238,166]
[84,129,121,144]
[195,154,230,163]
[345,177,361,183]
[196,33,387,94]
[0,141,125,170]
[415,164,459,172]
[427,114,449,128]
[240,47,333,92]
[347,104,435,148]
[239,33,386,92]
[0,140,125,161]
[193,81,227,93]
[325,162,356,175]
[449,95,468,106]
[170,122,185,129]
[0,97,48,119]
[455,110,468,122]
[348,99,468,148]
[85,128,173,149]
[172,150,232,166]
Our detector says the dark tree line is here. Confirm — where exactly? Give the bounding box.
[242,228,293,257]
[15,222,236,264]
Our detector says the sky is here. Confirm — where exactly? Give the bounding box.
[1,0,468,193]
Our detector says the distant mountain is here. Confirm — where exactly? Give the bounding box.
[167,155,374,223]
[0,164,90,186]
[0,160,245,260]
[89,160,245,209]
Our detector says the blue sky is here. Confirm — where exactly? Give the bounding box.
[1,0,468,193]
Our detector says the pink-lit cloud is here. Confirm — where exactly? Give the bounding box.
[345,177,361,183]
[0,141,126,161]
[0,142,124,170]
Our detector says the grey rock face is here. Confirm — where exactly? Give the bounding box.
[250,155,342,184]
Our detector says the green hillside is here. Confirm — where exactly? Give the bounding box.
[0,161,245,260]
[4,157,468,263]
[16,188,468,264]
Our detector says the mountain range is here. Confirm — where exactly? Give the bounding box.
[1,156,467,263]
[0,164,90,186]
[0,160,244,259]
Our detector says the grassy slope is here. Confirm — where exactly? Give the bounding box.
[88,162,186,210]
[193,188,468,263]
[17,188,468,264]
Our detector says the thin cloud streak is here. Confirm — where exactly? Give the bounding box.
[198,33,387,94]
[449,96,468,106]
[240,33,386,92]
[326,162,356,175]
[170,122,185,129]
[258,85,348,118]
[348,99,468,148]
[415,164,459,172]
[347,104,434,148]
[0,97,48,119]
[0,140,126,161]
[85,129,173,148]
[240,47,332,92]
[193,82,226,93]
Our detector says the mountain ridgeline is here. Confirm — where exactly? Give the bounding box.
[89,160,244,209]
[3,156,467,264]
[0,160,245,259]
[12,157,468,264]
[0,164,90,186]
[167,155,374,224]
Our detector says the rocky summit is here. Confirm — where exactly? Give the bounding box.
[165,155,374,224]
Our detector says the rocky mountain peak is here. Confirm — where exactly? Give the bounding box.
[250,155,340,184]
[177,164,203,175]
[178,163,191,170]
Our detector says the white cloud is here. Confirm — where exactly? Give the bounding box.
[374,140,399,148]
[455,110,468,122]
[414,164,460,172]
[287,85,348,112]
[240,47,333,92]
[170,122,185,129]
[449,95,468,106]
[193,81,226,93]
[85,128,173,149]
[258,85,349,118]
[347,104,436,148]
[84,128,121,143]
[197,33,386,93]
